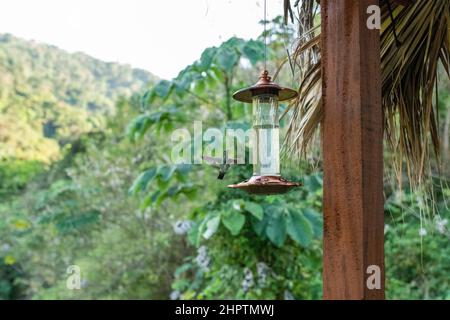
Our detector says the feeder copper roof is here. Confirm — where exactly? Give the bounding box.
[232,70,298,103]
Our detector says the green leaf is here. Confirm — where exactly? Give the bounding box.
[199,47,216,69]
[215,47,240,73]
[196,217,209,245]
[158,165,177,181]
[156,177,170,190]
[166,184,182,197]
[174,72,192,93]
[194,79,206,95]
[222,37,245,49]
[203,216,221,239]
[174,263,193,277]
[187,222,201,246]
[210,66,224,82]
[153,80,173,99]
[303,208,323,239]
[127,112,161,141]
[176,164,193,175]
[304,174,323,192]
[252,213,268,237]
[244,201,263,220]
[222,211,245,236]
[286,210,313,247]
[205,71,219,88]
[129,168,157,194]
[55,211,100,234]
[140,190,162,209]
[140,90,152,109]
[265,209,287,247]
[243,39,264,65]
[154,189,169,207]
[182,186,197,200]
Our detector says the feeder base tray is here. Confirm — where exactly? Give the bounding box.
[228,175,301,195]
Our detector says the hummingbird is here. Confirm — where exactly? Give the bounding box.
[204,150,242,180]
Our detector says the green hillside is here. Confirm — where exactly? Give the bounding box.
[0,33,156,163]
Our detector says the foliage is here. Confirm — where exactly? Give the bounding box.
[0,33,157,163]
[0,98,189,299]
[125,35,327,299]
[385,184,450,299]
[0,27,449,301]
[169,168,323,300]
[0,160,44,196]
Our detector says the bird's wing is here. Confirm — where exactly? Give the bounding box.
[203,156,221,165]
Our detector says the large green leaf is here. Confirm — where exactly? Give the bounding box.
[128,168,157,194]
[140,90,154,108]
[127,106,183,140]
[222,210,245,236]
[193,79,206,95]
[286,209,313,247]
[303,208,323,239]
[158,165,177,181]
[222,37,245,49]
[174,71,192,93]
[265,209,287,247]
[199,47,217,69]
[242,39,265,65]
[215,47,240,73]
[303,174,323,192]
[166,183,195,197]
[244,201,263,220]
[175,164,193,175]
[251,213,269,237]
[140,190,163,209]
[153,80,173,99]
[188,221,202,247]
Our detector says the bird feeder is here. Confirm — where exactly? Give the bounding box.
[228,70,301,195]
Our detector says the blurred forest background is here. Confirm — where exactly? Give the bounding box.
[0,15,449,300]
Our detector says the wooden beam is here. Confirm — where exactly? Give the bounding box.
[322,0,384,299]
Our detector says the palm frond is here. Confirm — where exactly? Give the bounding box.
[283,0,450,184]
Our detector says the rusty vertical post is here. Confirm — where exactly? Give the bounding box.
[321,0,385,299]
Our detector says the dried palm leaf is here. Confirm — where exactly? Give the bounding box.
[282,0,450,185]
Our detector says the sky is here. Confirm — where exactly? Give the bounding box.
[0,0,283,79]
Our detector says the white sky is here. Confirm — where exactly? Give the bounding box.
[0,0,283,79]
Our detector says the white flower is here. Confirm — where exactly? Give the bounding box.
[173,220,192,235]
[1,243,11,252]
[384,224,390,235]
[241,268,254,293]
[256,262,270,286]
[197,245,207,255]
[195,246,210,270]
[436,218,448,234]
[284,290,295,300]
[419,228,427,237]
[170,290,181,300]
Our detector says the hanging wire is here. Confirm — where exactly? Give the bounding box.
[264,0,267,71]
